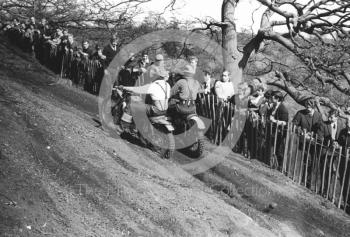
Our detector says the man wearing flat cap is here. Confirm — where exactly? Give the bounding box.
[292,98,323,136]
[291,97,323,183]
[269,91,289,169]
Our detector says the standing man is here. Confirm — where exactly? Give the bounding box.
[269,91,289,169]
[320,110,344,199]
[329,117,350,206]
[320,109,343,146]
[214,70,235,101]
[291,98,323,184]
[80,40,94,59]
[137,53,151,85]
[144,54,166,85]
[292,98,323,136]
[103,35,119,67]
[270,91,288,126]
[202,70,215,94]
[118,53,139,87]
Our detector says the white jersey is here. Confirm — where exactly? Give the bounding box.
[215,81,235,100]
[147,80,171,101]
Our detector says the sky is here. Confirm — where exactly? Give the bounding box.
[137,0,268,33]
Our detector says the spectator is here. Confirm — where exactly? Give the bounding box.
[27,16,36,29]
[248,85,265,114]
[292,98,323,137]
[214,70,235,101]
[320,109,344,146]
[257,89,272,121]
[92,45,106,62]
[48,28,63,45]
[144,54,166,85]
[328,116,350,207]
[338,117,350,148]
[188,56,198,71]
[136,53,150,85]
[269,91,289,169]
[201,70,215,94]
[256,89,274,163]
[189,55,204,83]
[23,27,34,53]
[13,18,20,28]
[37,18,50,40]
[139,53,150,69]
[118,53,140,87]
[62,28,69,38]
[103,35,119,66]
[80,40,94,59]
[60,34,79,54]
[270,91,288,126]
[291,98,323,184]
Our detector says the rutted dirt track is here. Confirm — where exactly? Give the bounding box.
[0,38,349,237]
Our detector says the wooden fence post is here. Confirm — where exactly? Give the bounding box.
[303,132,314,186]
[293,130,304,182]
[282,123,290,174]
[271,123,279,169]
[310,134,319,190]
[332,146,342,204]
[288,125,296,178]
[321,141,331,195]
[315,138,324,194]
[339,148,349,209]
[326,147,336,200]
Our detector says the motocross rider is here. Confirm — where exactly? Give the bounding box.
[169,64,204,116]
[117,65,171,117]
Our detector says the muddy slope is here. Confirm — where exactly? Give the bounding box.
[0,37,349,237]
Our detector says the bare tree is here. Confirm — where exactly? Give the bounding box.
[193,0,350,117]
[0,0,153,29]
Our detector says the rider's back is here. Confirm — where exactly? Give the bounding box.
[171,78,201,101]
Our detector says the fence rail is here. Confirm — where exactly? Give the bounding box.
[5,28,350,214]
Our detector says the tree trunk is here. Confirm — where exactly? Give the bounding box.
[221,0,264,89]
[221,0,242,88]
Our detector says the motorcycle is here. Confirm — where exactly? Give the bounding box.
[112,88,175,159]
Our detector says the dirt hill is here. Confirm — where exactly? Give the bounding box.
[0,37,349,237]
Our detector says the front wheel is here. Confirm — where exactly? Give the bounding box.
[161,133,175,159]
[149,131,175,159]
